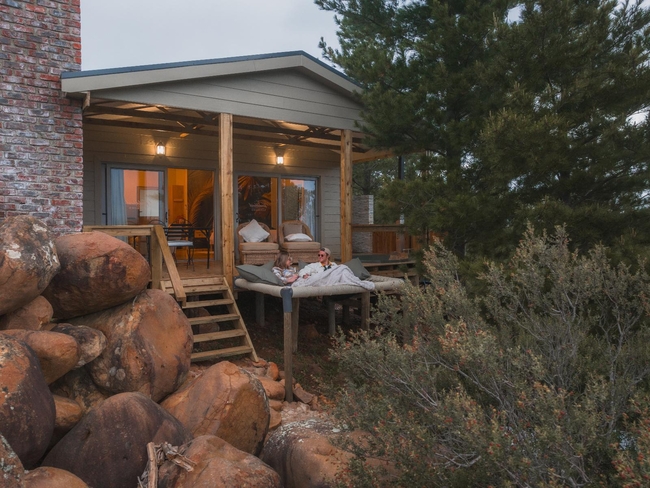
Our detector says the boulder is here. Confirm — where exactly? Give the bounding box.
[0,330,80,384]
[266,361,280,381]
[42,392,190,488]
[0,432,24,487]
[49,367,108,416]
[0,296,53,331]
[0,215,60,316]
[0,337,55,469]
[257,375,285,401]
[51,394,84,446]
[23,467,88,488]
[42,231,151,319]
[158,435,281,488]
[260,419,354,488]
[67,289,192,402]
[48,323,106,367]
[161,361,269,456]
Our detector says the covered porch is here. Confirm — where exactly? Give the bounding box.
[62,52,392,288]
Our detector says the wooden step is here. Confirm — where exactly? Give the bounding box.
[188,313,240,325]
[191,345,254,362]
[193,329,246,343]
[183,298,233,309]
[161,274,258,362]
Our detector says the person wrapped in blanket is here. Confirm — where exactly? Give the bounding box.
[289,247,375,291]
[300,247,337,278]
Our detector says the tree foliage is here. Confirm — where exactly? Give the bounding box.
[316,0,650,262]
[325,227,650,486]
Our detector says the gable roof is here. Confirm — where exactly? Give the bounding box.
[62,51,360,96]
[61,51,386,158]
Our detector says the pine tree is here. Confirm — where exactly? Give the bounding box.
[317,0,650,262]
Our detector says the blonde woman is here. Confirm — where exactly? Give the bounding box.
[272,252,298,285]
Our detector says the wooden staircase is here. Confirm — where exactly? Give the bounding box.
[160,276,258,363]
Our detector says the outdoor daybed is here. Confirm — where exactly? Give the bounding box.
[234,260,405,401]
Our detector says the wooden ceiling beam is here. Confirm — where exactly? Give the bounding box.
[84,105,365,144]
[83,117,368,152]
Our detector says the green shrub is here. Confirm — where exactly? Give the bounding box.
[326,226,650,487]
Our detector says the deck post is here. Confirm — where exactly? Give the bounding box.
[361,291,371,330]
[328,299,336,336]
[150,225,163,288]
[255,292,265,327]
[291,297,300,353]
[220,112,235,288]
[340,129,353,262]
[281,288,294,402]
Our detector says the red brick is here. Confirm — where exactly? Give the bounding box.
[0,0,82,235]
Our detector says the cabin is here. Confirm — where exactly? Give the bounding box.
[59,51,387,285]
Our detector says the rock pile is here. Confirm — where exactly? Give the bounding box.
[0,216,357,488]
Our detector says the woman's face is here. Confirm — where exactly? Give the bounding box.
[285,257,292,267]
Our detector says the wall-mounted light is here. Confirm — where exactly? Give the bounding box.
[156,142,166,156]
[275,146,285,165]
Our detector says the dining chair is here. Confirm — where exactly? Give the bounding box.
[165,223,194,269]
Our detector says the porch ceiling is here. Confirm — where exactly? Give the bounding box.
[83,98,378,157]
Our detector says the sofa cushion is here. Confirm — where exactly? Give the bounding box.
[343,258,371,280]
[236,264,283,285]
[283,222,304,236]
[284,233,312,242]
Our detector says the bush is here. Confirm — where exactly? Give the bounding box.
[326,226,650,487]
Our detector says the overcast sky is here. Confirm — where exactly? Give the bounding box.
[80,0,341,71]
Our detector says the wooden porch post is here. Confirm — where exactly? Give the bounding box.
[220,113,235,287]
[340,129,353,262]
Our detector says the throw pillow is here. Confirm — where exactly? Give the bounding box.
[236,264,283,285]
[285,233,312,242]
[343,258,371,280]
[238,219,270,243]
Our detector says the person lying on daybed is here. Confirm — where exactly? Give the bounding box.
[300,247,337,278]
[276,247,375,291]
[272,252,299,285]
[237,250,377,291]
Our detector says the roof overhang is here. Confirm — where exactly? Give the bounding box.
[61,51,360,98]
[62,51,383,161]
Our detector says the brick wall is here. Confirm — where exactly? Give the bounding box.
[0,0,83,235]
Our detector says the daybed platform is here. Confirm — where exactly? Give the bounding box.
[234,274,405,401]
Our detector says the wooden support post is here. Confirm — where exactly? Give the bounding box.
[219,112,235,288]
[342,303,350,325]
[361,291,370,330]
[255,292,265,327]
[150,225,163,289]
[328,299,336,336]
[284,309,293,402]
[281,288,294,402]
[340,129,353,263]
[291,297,300,353]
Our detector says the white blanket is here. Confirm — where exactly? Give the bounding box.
[293,264,375,291]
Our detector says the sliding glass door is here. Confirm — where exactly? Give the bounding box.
[237,174,318,238]
[107,166,214,228]
[108,168,165,225]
